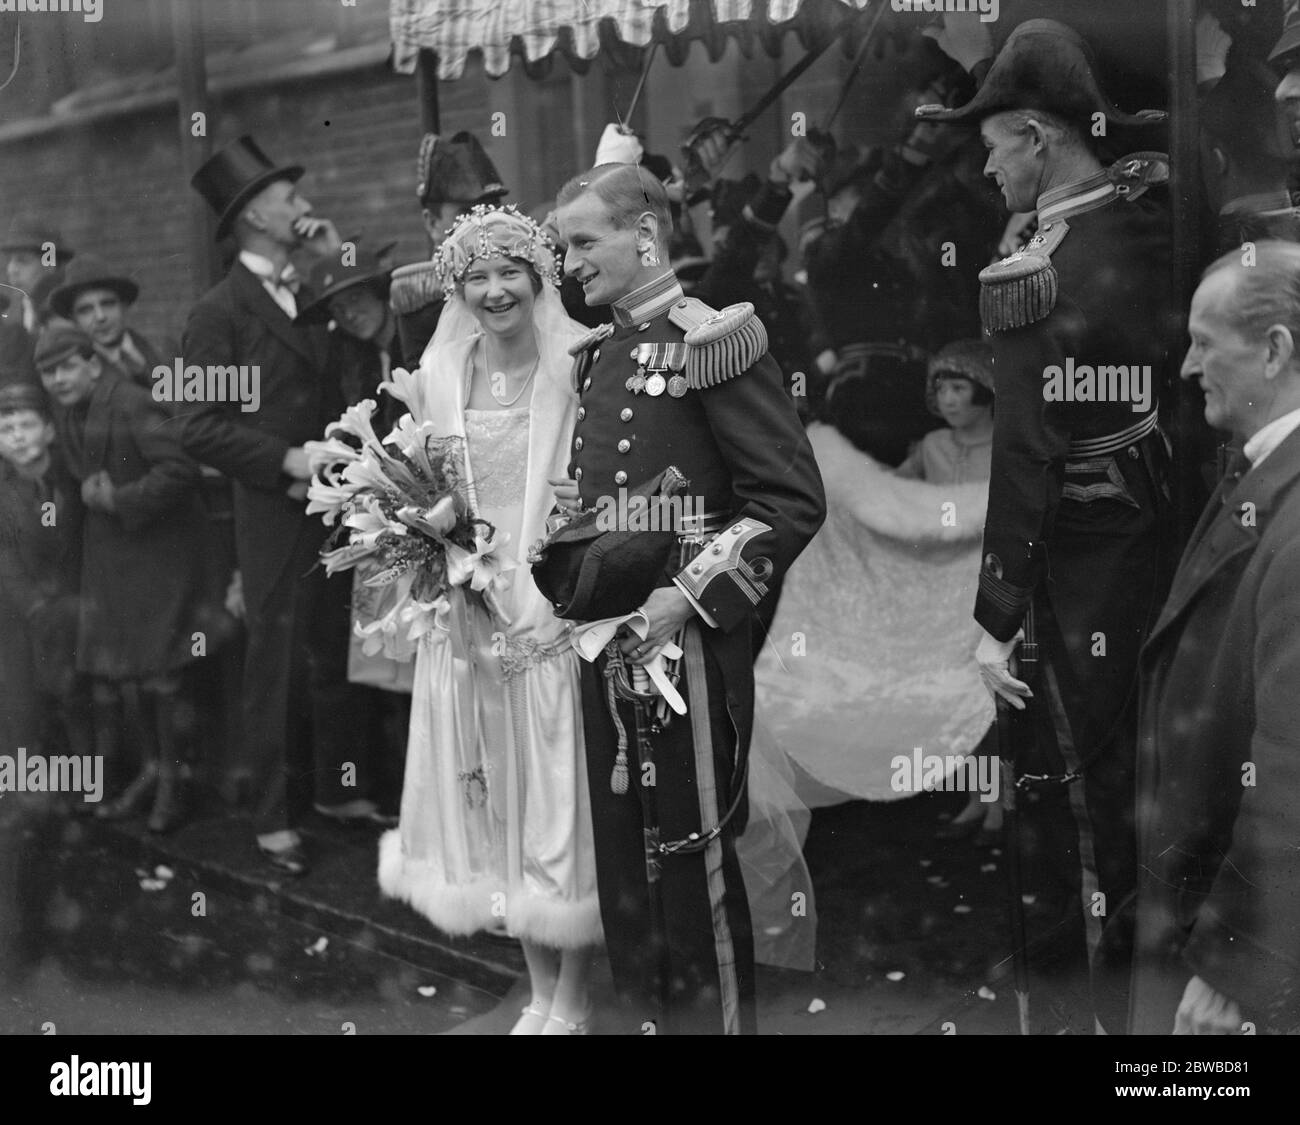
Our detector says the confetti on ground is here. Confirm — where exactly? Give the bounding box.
[919,859,932,868]
[953,904,973,915]
[417,985,438,998]
[139,878,167,892]
[990,847,1003,857]
[977,986,996,1001]
[807,998,827,1014]
[154,865,174,880]
[1021,893,1037,905]
[979,863,997,873]
[305,937,329,956]
[885,971,905,982]
[134,868,150,878]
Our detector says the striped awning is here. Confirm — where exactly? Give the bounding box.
[390,0,872,79]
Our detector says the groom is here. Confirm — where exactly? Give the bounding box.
[554,163,825,1034]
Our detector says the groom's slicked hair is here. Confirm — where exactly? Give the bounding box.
[556,163,673,242]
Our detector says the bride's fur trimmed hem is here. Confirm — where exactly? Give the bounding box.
[506,889,603,950]
[377,829,504,937]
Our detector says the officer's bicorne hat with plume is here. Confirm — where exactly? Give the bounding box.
[914,19,1166,130]
[416,131,507,209]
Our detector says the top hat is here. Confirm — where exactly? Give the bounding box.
[47,254,140,321]
[2,218,75,261]
[1272,0,1300,66]
[191,135,304,240]
[417,131,507,208]
[33,322,96,372]
[926,338,996,416]
[296,240,398,324]
[915,20,1166,129]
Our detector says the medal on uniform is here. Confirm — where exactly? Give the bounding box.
[645,373,666,396]
[667,375,688,398]
[627,344,651,394]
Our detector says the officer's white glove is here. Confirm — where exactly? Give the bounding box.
[595,123,643,166]
[976,628,1032,709]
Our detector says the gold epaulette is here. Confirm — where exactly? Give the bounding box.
[389,260,443,316]
[669,298,769,390]
[567,322,614,357]
[978,220,1069,333]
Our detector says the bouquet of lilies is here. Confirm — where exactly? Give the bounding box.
[305,367,513,661]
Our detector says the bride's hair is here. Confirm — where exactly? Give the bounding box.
[433,204,560,297]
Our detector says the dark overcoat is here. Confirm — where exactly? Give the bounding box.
[1129,426,1300,1034]
[55,369,207,679]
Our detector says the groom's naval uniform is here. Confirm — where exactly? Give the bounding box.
[566,271,825,1034]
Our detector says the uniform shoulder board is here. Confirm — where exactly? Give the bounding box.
[977,221,1069,333]
[567,322,614,357]
[389,260,443,316]
[669,298,769,390]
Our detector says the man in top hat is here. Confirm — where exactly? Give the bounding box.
[389,131,508,369]
[552,162,825,1034]
[918,17,1178,1032]
[182,135,382,876]
[47,255,177,391]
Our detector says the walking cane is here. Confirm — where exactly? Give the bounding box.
[997,601,1038,1035]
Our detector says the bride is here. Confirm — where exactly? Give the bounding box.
[378,205,601,1034]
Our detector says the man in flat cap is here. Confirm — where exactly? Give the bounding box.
[920,17,1178,1032]
[182,136,381,876]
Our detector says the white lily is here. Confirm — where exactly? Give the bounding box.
[377,368,430,424]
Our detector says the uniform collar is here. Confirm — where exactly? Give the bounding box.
[1036,170,1117,225]
[611,271,682,327]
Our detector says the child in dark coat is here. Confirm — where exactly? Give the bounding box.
[0,382,90,768]
[35,324,208,833]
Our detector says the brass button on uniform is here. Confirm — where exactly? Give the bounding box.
[575,467,583,481]
[577,407,586,421]
[592,349,601,361]
[574,436,584,450]
[1127,446,1140,460]
[583,378,591,391]
[614,471,627,485]
[617,439,631,453]
[620,408,633,422]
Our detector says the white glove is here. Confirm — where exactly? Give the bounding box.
[595,123,643,166]
[1196,11,1232,86]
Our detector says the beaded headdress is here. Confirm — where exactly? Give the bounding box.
[433,204,560,296]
